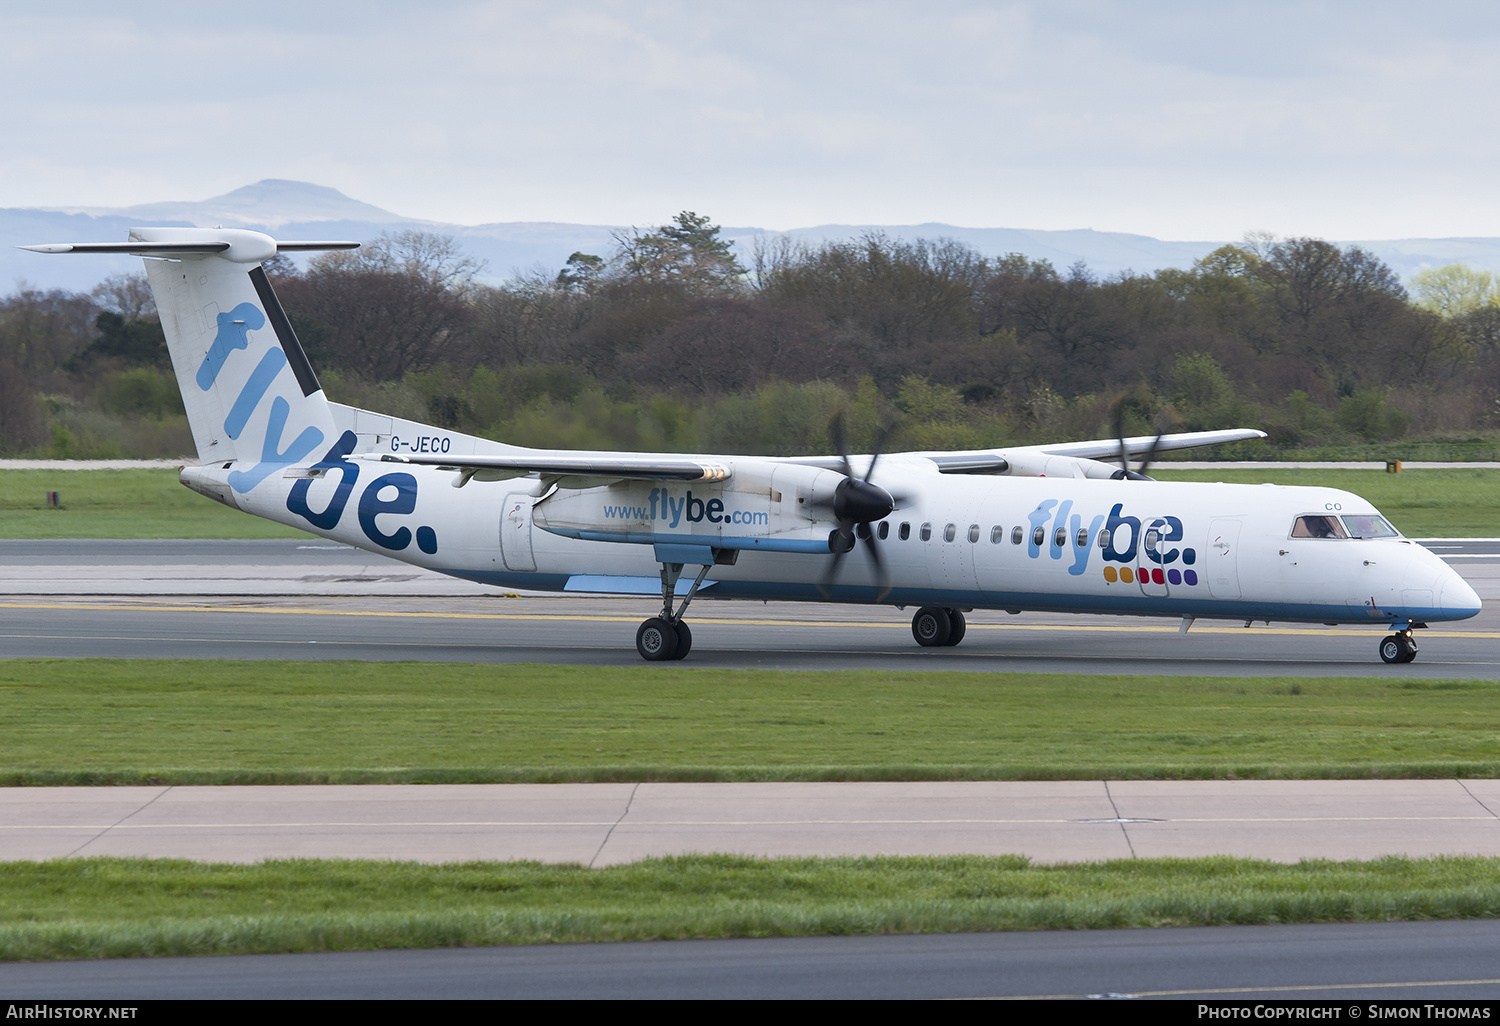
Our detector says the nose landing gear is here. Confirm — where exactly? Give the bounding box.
[1379,627,1418,664]
[636,561,709,661]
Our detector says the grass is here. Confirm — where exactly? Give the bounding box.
[4,660,1500,784]
[0,469,300,539]
[0,467,1496,539]
[0,854,1497,961]
[1153,467,1500,537]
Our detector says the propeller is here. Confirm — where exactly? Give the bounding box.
[814,415,903,599]
[1109,400,1165,481]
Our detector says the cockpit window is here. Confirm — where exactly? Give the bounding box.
[1342,514,1399,539]
[1291,515,1350,539]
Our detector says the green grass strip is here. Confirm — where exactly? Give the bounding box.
[6,660,1500,782]
[0,469,300,539]
[1,855,1498,961]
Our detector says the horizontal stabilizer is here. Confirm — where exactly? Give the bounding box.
[20,240,358,256]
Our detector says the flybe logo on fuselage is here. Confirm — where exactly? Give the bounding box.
[1025,500,1200,585]
[602,488,770,529]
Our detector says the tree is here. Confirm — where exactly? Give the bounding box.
[556,252,605,295]
[91,272,156,321]
[279,232,480,380]
[1410,263,1499,319]
[612,211,744,294]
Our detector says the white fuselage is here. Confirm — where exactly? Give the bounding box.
[184,451,1482,627]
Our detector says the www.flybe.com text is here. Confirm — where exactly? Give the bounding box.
[602,489,769,528]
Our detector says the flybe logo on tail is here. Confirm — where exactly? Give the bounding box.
[287,431,440,555]
[201,302,324,493]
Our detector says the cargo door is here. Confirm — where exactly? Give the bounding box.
[1206,518,1242,599]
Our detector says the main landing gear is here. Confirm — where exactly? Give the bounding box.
[636,561,712,661]
[1379,626,1419,665]
[912,606,967,648]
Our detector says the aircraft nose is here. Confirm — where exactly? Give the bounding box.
[1439,571,1483,620]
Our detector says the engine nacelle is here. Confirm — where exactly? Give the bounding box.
[532,461,853,553]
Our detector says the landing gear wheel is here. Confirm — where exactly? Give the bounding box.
[912,606,952,647]
[943,609,967,647]
[672,620,693,660]
[636,617,680,661]
[1379,633,1417,664]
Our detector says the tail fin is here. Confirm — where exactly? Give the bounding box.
[23,227,356,496]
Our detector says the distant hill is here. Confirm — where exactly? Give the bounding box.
[5,179,1500,293]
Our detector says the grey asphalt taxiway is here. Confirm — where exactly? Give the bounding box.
[0,538,1497,676]
[5,920,1500,999]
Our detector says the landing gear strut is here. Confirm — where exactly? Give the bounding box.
[912,606,967,648]
[1379,626,1418,665]
[636,561,710,661]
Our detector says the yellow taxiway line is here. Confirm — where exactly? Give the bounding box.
[1,600,1497,638]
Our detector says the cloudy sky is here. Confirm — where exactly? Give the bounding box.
[3,1,1498,239]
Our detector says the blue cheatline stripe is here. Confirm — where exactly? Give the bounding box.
[223,347,287,439]
[564,576,720,595]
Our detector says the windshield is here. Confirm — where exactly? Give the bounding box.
[1291,515,1349,539]
[1342,514,1400,539]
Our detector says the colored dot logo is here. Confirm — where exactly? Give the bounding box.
[1102,566,1199,585]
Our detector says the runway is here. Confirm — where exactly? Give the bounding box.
[0,539,1497,675]
[5,780,1500,865]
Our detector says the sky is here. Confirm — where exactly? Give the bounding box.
[2,1,1498,240]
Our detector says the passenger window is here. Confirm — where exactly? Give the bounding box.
[990,525,1003,544]
[1053,527,1067,549]
[920,522,932,542]
[857,523,871,540]
[968,524,980,543]
[1032,526,1045,546]
[878,521,889,540]
[1291,515,1349,539]
[1097,528,1111,549]
[944,523,957,543]
[899,522,911,540]
[1012,526,1023,545]
[1076,528,1088,548]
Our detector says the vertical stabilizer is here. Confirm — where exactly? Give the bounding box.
[132,228,338,494]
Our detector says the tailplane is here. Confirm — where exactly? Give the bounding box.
[22,228,356,496]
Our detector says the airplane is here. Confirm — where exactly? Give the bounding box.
[23,227,1482,664]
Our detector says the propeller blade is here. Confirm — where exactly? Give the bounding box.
[862,531,893,603]
[864,421,894,483]
[829,412,855,480]
[1115,404,1129,476]
[1136,430,1166,480]
[818,525,856,598]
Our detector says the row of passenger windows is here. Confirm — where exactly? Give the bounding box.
[859,521,1116,548]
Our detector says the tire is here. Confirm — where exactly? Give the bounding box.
[636,617,679,661]
[912,606,952,647]
[943,609,967,646]
[1397,633,1418,664]
[1379,635,1403,664]
[672,620,693,660]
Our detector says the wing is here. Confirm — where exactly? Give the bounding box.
[363,453,731,483]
